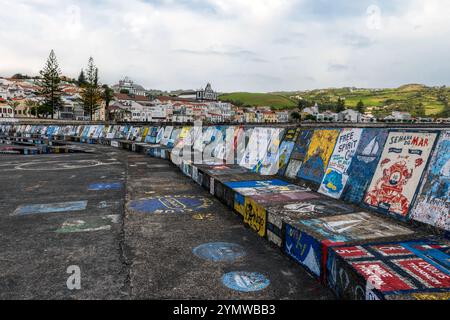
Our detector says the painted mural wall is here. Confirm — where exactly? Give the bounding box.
[297,128,340,188]
[341,128,389,205]
[284,129,313,179]
[319,128,363,199]
[364,131,438,218]
[410,131,449,231]
[240,127,280,171]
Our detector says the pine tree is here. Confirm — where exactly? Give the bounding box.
[38,50,63,119]
[80,57,102,120]
[78,69,87,87]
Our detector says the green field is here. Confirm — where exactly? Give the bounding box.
[220,84,450,117]
[219,92,297,109]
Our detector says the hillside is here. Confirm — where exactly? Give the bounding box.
[220,84,450,118]
[219,92,297,109]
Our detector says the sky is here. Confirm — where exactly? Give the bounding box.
[1,0,450,92]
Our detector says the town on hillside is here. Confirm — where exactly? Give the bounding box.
[4,75,450,124]
[1,50,448,124]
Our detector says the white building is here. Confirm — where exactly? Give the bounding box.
[316,111,338,122]
[276,111,289,123]
[0,105,14,118]
[113,77,147,96]
[385,111,412,121]
[338,109,361,122]
[196,83,218,101]
[302,104,319,116]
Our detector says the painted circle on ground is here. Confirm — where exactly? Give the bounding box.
[222,272,270,292]
[14,159,119,171]
[193,242,246,262]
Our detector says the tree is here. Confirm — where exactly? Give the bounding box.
[24,99,39,117]
[78,69,87,87]
[356,100,365,114]
[102,84,115,120]
[291,111,301,122]
[336,97,346,113]
[102,84,114,108]
[38,50,63,119]
[80,57,102,120]
[10,101,20,117]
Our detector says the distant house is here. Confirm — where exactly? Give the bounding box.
[0,104,14,118]
[317,111,338,122]
[302,104,319,116]
[276,111,289,123]
[385,111,412,121]
[338,109,361,122]
[113,77,147,96]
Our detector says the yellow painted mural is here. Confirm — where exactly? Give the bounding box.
[297,129,340,185]
[243,197,266,237]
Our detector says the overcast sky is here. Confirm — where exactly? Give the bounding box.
[1,0,450,92]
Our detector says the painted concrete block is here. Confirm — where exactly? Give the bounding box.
[285,211,419,281]
[327,239,450,300]
[266,198,356,248]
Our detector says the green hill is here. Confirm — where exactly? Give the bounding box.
[220,84,450,118]
[219,92,297,109]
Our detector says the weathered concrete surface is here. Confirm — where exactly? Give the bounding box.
[0,145,128,299]
[0,143,333,300]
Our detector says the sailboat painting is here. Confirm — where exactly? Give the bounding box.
[319,128,363,199]
[285,224,323,278]
[341,129,389,205]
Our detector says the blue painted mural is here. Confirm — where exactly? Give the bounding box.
[222,272,270,292]
[128,195,212,214]
[193,242,246,262]
[341,128,389,204]
[12,201,88,216]
[410,131,450,231]
[88,182,123,191]
[297,129,340,187]
[224,179,289,189]
[276,141,295,176]
[285,223,322,277]
[290,129,314,161]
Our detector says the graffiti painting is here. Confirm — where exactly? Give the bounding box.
[341,129,389,205]
[289,129,314,161]
[327,239,450,300]
[297,129,340,188]
[364,131,438,217]
[285,159,303,179]
[243,197,267,237]
[410,131,449,231]
[127,195,212,214]
[319,128,363,198]
[285,224,322,277]
[299,212,414,243]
